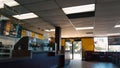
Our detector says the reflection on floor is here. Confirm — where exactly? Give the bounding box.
[70,54,82,60]
[66,60,119,68]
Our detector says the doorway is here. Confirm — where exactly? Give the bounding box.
[73,41,82,60]
[65,41,82,60]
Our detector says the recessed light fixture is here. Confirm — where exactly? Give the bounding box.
[107,33,120,36]
[0,0,19,9]
[62,4,95,14]
[114,24,120,28]
[4,0,19,7]
[45,29,55,32]
[0,15,10,20]
[76,27,94,30]
[45,30,50,32]
[13,13,38,20]
[50,29,55,31]
[0,3,4,9]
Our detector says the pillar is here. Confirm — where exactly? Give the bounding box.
[55,27,61,53]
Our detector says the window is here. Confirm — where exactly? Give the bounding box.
[109,45,120,52]
[94,37,108,52]
[108,36,120,52]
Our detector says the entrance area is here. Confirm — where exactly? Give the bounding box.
[73,41,82,60]
[65,41,82,60]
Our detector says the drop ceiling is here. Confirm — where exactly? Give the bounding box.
[0,0,120,38]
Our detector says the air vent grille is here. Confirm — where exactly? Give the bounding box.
[86,32,93,34]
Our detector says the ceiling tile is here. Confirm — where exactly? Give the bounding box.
[71,17,95,22]
[96,0,119,3]
[56,0,95,8]
[23,18,54,29]
[12,6,30,14]
[35,9,65,16]
[23,18,44,23]
[23,0,59,11]
[16,0,45,5]
[41,15,68,21]
[61,27,79,37]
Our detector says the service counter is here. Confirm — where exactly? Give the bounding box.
[0,51,65,68]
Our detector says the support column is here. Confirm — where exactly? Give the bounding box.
[55,27,61,53]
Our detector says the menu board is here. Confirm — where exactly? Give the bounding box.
[0,20,22,38]
[21,29,26,37]
[38,34,43,39]
[32,32,35,37]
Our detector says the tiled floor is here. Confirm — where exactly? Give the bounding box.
[66,60,119,68]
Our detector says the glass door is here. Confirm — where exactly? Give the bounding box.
[65,42,72,59]
[65,41,82,60]
[73,41,82,60]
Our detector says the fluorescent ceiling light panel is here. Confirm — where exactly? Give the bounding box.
[0,0,19,8]
[107,33,120,36]
[62,4,95,14]
[45,30,50,32]
[45,29,55,32]
[50,29,55,31]
[114,25,120,28]
[13,13,38,20]
[0,2,4,9]
[76,27,94,30]
[0,15,10,20]
[4,0,19,7]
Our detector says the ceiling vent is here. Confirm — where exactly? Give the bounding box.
[86,32,93,34]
